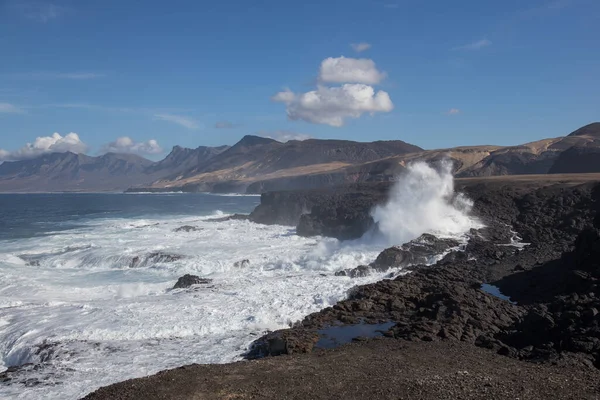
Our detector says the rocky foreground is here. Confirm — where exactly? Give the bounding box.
[85,175,600,399]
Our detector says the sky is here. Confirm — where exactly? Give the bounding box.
[0,0,599,161]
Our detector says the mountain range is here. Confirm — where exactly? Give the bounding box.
[0,122,598,193]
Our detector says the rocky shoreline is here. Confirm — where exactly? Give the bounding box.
[84,176,600,398]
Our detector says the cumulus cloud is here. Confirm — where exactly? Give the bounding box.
[154,113,199,130]
[0,103,25,114]
[351,42,372,53]
[446,108,461,115]
[272,84,394,127]
[102,137,163,155]
[0,133,88,161]
[259,130,312,142]
[319,56,387,85]
[451,38,492,51]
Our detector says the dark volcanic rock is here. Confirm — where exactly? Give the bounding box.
[249,181,600,370]
[374,234,460,268]
[489,186,600,366]
[233,259,250,268]
[335,265,373,278]
[130,252,184,268]
[460,181,597,254]
[296,207,375,241]
[148,252,183,263]
[174,225,200,232]
[206,214,249,223]
[337,234,461,277]
[249,182,389,235]
[173,274,212,289]
[251,259,522,358]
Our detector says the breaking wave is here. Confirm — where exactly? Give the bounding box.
[370,160,482,246]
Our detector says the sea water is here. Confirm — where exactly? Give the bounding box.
[0,162,483,399]
[0,193,391,399]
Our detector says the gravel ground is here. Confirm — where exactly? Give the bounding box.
[83,339,600,400]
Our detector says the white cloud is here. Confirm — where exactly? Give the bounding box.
[319,56,387,85]
[0,133,88,161]
[102,137,163,156]
[0,103,25,114]
[451,39,492,51]
[351,42,372,53]
[154,113,199,130]
[272,84,394,127]
[446,108,461,115]
[259,130,312,142]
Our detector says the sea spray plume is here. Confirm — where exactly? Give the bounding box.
[370,160,481,246]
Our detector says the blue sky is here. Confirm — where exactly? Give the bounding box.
[0,0,598,160]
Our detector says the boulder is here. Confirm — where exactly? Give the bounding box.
[173,274,212,289]
[148,252,183,263]
[338,233,461,277]
[131,252,185,268]
[233,259,250,268]
[174,225,200,232]
[207,214,249,223]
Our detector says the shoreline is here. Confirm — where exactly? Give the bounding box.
[81,175,600,399]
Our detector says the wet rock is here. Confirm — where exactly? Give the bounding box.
[249,182,389,232]
[206,214,249,223]
[174,225,200,232]
[246,329,320,359]
[130,252,184,268]
[129,256,141,268]
[247,180,600,372]
[335,265,371,278]
[173,274,212,289]
[148,252,183,263]
[339,234,461,277]
[233,259,250,268]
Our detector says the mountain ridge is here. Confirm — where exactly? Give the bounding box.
[1,123,599,193]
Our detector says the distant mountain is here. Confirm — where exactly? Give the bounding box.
[549,146,600,174]
[0,152,154,192]
[454,124,600,177]
[567,122,600,138]
[1,124,599,193]
[131,135,423,193]
[145,145,230,177]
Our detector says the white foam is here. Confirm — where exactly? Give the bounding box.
[0,164,483,399]
[370,160,483,246]
[0,214,385,399]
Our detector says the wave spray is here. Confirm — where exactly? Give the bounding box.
[370,160,481,246]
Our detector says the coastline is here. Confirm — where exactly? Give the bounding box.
[80,174,600,399]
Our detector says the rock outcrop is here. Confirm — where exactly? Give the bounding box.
[336,234,461,277]
[249,182,390,232]
[173,274,212,289]
[247,181,600,370]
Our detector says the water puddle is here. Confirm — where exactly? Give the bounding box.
[315,321,395,349]
[481,283,516,304]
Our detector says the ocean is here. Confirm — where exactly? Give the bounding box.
[0,163,483,399]
[0,193,387,399]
